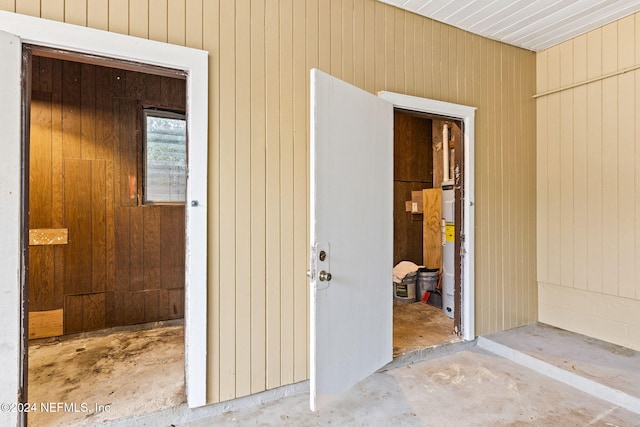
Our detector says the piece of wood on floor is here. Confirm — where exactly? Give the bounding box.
[29,309,63,339]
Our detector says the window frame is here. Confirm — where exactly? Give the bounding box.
[141,107,188,205]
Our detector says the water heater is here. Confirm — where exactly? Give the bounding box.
[441,180,455,319]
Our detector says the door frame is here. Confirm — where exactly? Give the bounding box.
[0,11,209,409]
[379,91,476,341]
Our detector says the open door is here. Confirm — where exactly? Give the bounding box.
[309,69,393,410]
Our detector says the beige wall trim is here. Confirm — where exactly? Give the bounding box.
[534,63,640,98]
[29,228,68,246]
[538,282,640,351]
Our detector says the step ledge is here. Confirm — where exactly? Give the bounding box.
[477,336,640,415]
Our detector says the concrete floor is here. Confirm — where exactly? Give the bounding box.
[28,321,640,426]
[26,303,452,426]
[393,301,460,357]
[28,323,185,426]
[177,346,638,427]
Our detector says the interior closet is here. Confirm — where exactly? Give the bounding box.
[392,108,462,356]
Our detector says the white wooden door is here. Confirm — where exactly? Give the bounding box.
[309,69,393,411]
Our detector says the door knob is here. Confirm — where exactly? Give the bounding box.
[318,270,332,282]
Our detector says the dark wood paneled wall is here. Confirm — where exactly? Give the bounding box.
[393,111,433,266]
[29,56,186,335]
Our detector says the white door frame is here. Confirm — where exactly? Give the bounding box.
[0,11,209,409]
[379,91,476,341]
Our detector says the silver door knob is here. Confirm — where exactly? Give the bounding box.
[318,270,332,282]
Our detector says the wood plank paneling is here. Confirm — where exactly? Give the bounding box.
[235,0,252,398]
[265,0,281,392]
[537,12,640,351]
[149,0,168,42]
[13,0,539,405]
[117,99,137,207]
[160,207,185,289]
[618,71,635,299]
[168,288,184,319]
[394,113,432,183]
[64,294,83,334]
[30,92,53,229]
[202,0,221,403]
[63,158,93,295]
[145,289,160,323]
[572,86,588,291]
[64,0,86,26]
[601,76,618,296]
[124,291,146,324]
[168,0,186,46]
[105,291,115,327]
[114,207,132,292]
[91,160,107,293]
[30,57,186,335]
[559,44,574,289]
[28,247,43,311]
[292,0,308,382]
[0,0,15,12]
[83,293,105,331]
[393,111,433,267]
[15,0,36,16]
[62,61,82,159]
[129,0,149,39]
[42,61,61,232]
[250,0,267,395]
[279,0,295,386]
[109,0,129,34]
[185,0,203,49]
[130,207,145,291]
[87,0,108,31]
[218,0,237,401]
[80,63,96,160]
[143,207,161,291]
[394,181,425,265]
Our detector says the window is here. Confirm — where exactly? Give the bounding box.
[143,109,187,203]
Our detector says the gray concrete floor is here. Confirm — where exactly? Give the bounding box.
[481,322,640,403]
[29,322,640,426]
[176,346,638,427]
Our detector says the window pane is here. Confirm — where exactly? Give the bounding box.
[145,114,186,202]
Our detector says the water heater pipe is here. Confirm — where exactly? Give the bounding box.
[443,124,449,182]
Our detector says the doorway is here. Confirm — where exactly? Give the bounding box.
[0,15,208,421]
[380,90,476,343]
[309,70,476,410]
[25,48,188,424]
[392,108,464,357]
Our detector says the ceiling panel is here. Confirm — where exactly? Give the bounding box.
[378,0,640,51]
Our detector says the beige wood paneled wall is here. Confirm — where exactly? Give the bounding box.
[3,0,537,404]
[537,13,640,351]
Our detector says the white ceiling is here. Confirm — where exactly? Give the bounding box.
[378,0,640,52]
